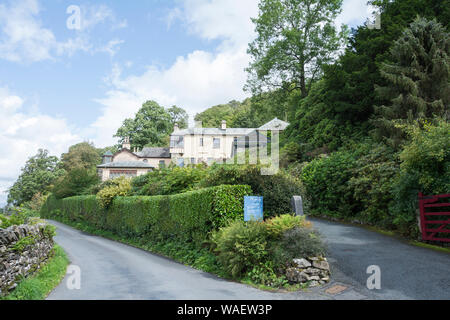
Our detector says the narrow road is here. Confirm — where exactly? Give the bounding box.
[311,218,450,300]
[47,219,450,300]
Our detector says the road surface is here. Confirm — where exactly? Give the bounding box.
[47,219,450,300]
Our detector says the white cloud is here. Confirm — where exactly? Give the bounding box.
[90,0,371,148]
[336,0,373,28]
[0,0,126,63]
[0,87,79,206]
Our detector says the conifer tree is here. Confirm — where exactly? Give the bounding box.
[373,17,450,146]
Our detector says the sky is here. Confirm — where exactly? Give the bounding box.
[0,0,375,206]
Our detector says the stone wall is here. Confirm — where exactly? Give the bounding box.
[0,224,54,296]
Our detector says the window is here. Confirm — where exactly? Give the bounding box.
[159,160,165,169]
[199,138,204,147]
[177,158,185,167]
[170,135,184,148]
[191,158,196,164]
[143,159,148,163]
[213,138,220,149]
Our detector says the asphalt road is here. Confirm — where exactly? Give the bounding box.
[47,219,450,300]
[310,218,450,300]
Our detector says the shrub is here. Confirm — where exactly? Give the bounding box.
[53,167,99,199]
[390,120,450,236]
[96,177,132,208]
[271,227,327,267]
[132,165,208,196]
[211,220,269,278]
[265,214,312,239]
[198,164,303,218]
[41,185,252,244]
[347,143,399,227]
[301,151,358,218]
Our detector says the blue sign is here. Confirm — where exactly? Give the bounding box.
[244,196,263,222]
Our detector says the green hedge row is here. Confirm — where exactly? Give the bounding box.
[41,185,252,243]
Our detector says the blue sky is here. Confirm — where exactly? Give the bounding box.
[0,0,373,206]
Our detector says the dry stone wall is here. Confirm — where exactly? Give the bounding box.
[0,224,54,296]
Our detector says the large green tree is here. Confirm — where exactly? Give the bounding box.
[115,101,187,149]
[373,17,450,146]
[246,0,347,98]
[61,142,101,171]
[283,0,450,158]
[7,149,64,205]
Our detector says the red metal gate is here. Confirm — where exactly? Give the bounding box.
[418,192,450,242]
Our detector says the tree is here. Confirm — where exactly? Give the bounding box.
[246,0,347,98]
[115,101,188,149]
[52,167,99,199]
[7,149,64,206]
[61,142,101,171]
[373,17,450,146]
[168,105,189,129]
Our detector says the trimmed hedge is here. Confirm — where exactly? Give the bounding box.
[41,185,252,243]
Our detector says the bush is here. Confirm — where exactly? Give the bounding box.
[41,185,252,244]
[390,120,450,236]
[198,164,303,218]
[271,227,327,267]
[265,214,311,239]
[53,167,99,199]
[211,220,269,278]
[301,151,358,218]
[96,177,132,208]
[132,165,208,196]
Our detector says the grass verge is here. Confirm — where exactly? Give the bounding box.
[0,245,69,300]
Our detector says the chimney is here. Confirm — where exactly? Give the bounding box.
[174,123,179,132]
[123,137,131,150]
[221,120,227,130]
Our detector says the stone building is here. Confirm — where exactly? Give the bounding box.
[97,118,289,181]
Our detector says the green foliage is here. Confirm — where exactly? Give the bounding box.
[211,220,269,278]
[7,149,64,206]
[246,0,347,98]
[96,176,132,208]
[0,207,36,228]
[198,164,303,218]
[373,17,450,146]
[301,151,358,218]
[115,100,188,149]
[60,142,101,171]
[271,227,327,266]
[347,143,400,226]
[12,236,36,253]
[389,120,450,235]
[132,165,208,196]
[265,214,312,239]
[41,185,251,244]
[0,245,69,300]
[53,167,99,199]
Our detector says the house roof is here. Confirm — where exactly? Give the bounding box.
[134,147,171,158]
[172,128,256,136]
[97,161,155,169]
[171,118,289,136]
[258,118,290,131]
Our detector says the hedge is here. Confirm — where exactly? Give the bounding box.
[41,185,252,243]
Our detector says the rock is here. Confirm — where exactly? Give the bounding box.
[309,281,320,287]
[312,260,330,271]
[285,268,309,283]
[304,268,321,276]
[293,258,311,268]
[308,276,321,281]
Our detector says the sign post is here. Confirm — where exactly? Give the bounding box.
[244,196,264,222]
